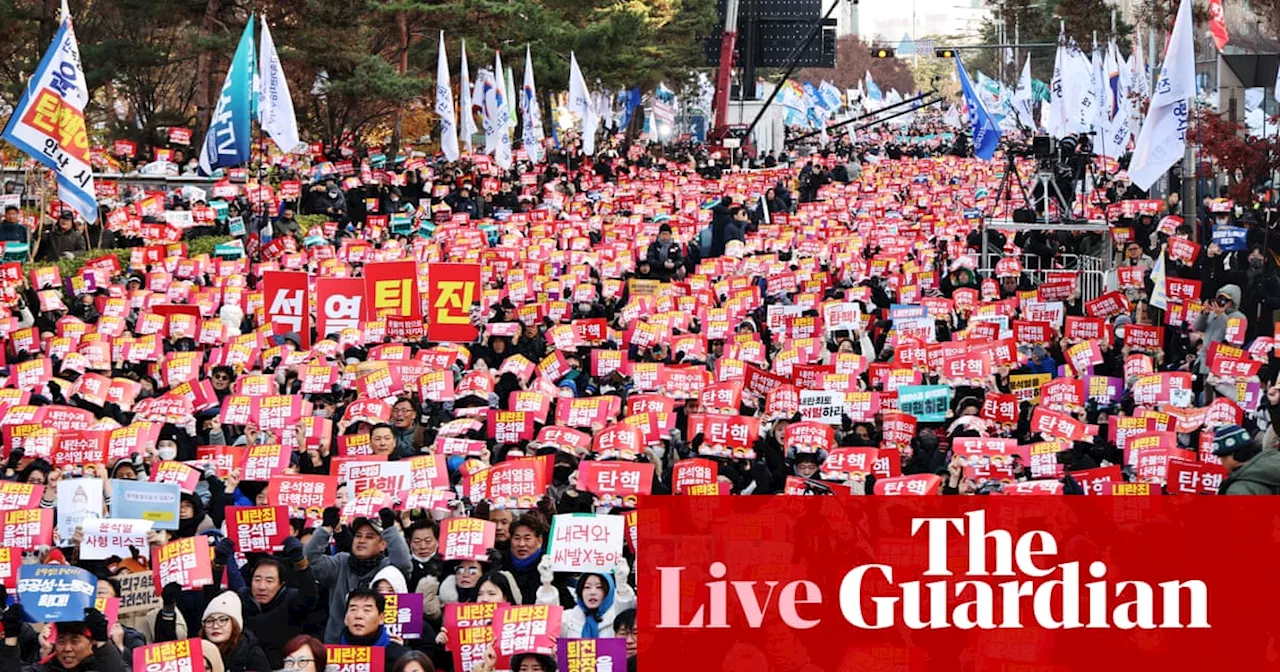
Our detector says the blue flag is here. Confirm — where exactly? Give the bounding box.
[865,72,883,102]
[955,56,1002,160]
[199,19,256,175]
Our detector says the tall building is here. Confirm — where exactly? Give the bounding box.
[839,0,991,44]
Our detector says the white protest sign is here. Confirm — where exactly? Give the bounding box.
[799,389,846,426]
[56,477,103,540]
[80,518,153,560]
[344,461,413,499]
[548,513,624,573]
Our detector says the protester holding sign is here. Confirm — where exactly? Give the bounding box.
[200,592,270,672]
[305,509,411,643]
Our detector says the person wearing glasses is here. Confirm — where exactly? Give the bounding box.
[200,592,270,672]
[279,636,325,672]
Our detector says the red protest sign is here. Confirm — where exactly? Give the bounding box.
[445,603,498,672]
[873,474,942,495]
[266,475,338,525]
[151,536,213,592]
[263,271,311,348]
[227,506,289,553]
[442,518,496,561]
[0,509,52,547]
[487,410,535,443]
[365,260,421,321]
[133,640,206,672]
[240,444,290,481]
[493,604,562,668]
[427,263,480,342]
[577,461,654,507]
[316,278,365,338]
[673,458,718,494]
[325,647,384,672]
[151,461,201,493]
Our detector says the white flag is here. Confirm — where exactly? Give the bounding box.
[258,18,301,154]
[521,45,544,164]
[1090,45,1106,132]
[436,32,459,162]
[1048,26,1069,139]
[1131,37,1150,99]
[485,50,513,169]
[1102,40,1133,158]
[459,40,477,153]
[568,52,598,155]
[1064,45,1097,136]
[505,64,518,134]
[1014,55,1034,129]
[1129,0,1195,191]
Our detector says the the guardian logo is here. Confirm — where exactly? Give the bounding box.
[658,511,1209,631]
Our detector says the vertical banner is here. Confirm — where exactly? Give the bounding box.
[316,278,365,339]
[263,271,311,347]
[364,261,421,321]
[427,263,481,342]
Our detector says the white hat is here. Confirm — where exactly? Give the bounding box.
[371,566,407,594]
[203,591,244,631]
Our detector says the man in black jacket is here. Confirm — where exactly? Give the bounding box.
[233,538,317,669]
[644,224,683,281]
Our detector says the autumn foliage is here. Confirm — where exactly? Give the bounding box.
[1192,106,1280,201]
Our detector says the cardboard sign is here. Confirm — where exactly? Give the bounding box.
[325,646,384,672]
[151,536,214,591]
[227,506,289,552]
[382,592,425,640]
[133,640,206,672]
[445,603,498,672]
[442,517,496,561]
[80,518,153,560]
[557,638,629,672]
[17,565,97,622]
[112,480,181,530]
[115,571,161,614]
[548,513,625,573]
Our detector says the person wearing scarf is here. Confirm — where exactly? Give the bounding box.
[335,589,411,666]
[536,558,635,638]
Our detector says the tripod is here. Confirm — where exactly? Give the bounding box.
[981,146,1034,270]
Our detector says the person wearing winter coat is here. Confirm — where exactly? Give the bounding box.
[1214,425,1280,495]
[229,538,317,669]
[333,590,410,667]
[200,592,271,672]
[0,607,124,672]
[535,558,635,639]
[502,515,572,607]
[305,509,412,643]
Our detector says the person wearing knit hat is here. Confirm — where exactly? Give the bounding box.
[1215,424,1280,495]
[201,591,271,672]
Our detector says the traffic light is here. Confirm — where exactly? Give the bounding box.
[870,47,895,59]
[935,48,957,58]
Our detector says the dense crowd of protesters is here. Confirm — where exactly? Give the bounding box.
[0,116,1278,672]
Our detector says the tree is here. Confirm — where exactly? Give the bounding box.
[1192,105,1280,201]
[794,35,915,96]
[969,0,1133,86]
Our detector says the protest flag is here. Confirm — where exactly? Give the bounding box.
[955,55,1002,161]
[199,19,255,174]
[521,45,544,164]
[436,32,459,162]
[258,17,301,154]
[1128,0,1195,191]
[459,40,477,152]
[1,0,97,221]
